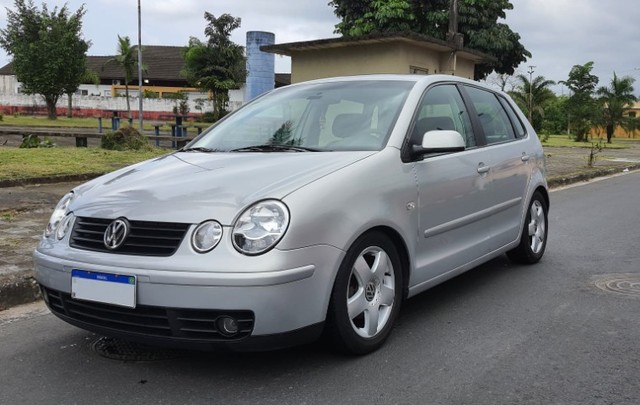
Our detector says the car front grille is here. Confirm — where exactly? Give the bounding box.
[70,217,190,257]
[42,287,255,341]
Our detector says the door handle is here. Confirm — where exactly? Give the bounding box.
[521,153,530,162]
[477,164,490,174]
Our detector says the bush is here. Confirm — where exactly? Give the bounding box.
[19,134,55,148]
[101,126,150,151]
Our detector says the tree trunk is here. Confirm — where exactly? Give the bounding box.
[44,95,58,120]
[67,92,73,118]
[125,84,132,121]
[606,124,614,144]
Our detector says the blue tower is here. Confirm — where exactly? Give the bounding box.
[246,31,275,101]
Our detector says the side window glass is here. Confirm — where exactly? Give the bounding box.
[412,84,476,148]
[465,86,516,145]
[498,97,527,138]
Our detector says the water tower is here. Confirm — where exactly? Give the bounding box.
[246,31,275,101]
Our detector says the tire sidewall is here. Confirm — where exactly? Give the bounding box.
[327,231,403,354]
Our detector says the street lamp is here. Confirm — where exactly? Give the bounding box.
[137,0,143,131]
[528,65,536,124]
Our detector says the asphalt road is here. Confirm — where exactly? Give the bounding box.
[1,172,639,405]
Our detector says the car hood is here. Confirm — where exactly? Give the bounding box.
[70,151,375,224]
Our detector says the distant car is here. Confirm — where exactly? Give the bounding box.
[34,75,548,354]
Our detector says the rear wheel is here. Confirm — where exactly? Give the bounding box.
[507,191,548,264]
[326,232,403,354]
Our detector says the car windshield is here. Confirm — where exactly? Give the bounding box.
[189,80,415,152]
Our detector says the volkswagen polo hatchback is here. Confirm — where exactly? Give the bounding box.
[35,75,548,354]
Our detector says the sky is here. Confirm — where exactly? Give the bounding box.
[0,0,639,94]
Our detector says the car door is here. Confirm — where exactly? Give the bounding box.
[408,84,496,288]
[461,85,531,250]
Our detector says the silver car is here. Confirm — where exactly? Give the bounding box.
[34,75,548,354]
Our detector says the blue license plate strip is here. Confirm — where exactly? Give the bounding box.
[71,269,136,308]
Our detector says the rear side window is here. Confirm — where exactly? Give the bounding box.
[498,97,527,139]
[464,86,516,145]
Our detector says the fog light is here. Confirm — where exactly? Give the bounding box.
[216,316,239,336]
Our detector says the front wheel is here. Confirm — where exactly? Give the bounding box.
[326,232,403,354]
[507,191,548,264]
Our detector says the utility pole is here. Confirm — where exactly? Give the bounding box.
[137,0,144,131]
[527,65,536,124]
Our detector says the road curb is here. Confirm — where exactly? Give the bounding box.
[0,271,41,311]
[547,163,640,188]
[0,173,106,188]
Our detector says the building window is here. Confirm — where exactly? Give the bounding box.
[75,89,88,96]
[629,112,637,118]
[410,66,429,75]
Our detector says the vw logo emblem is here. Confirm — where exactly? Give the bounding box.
[104,218,130,250]
[365,282,377,302]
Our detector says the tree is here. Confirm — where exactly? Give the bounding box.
[65,69,99,118]
[182,13,246,120]
[561,62,600,142]
[330,0,531,79]
[508,74,555,132]
[541,95,569,135]
[596,73,637,143]
[0,0,90,119]
[104,35,139,121]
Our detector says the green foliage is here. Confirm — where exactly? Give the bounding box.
[561,62,600,142]
[19,134,55,148]
[101,126,150,151]
[0,113,3,121]
[330,0,530,79]
[541,96,569,135]
[0,0,90,119]
[182,13,246,120]
[509,74,555,132]
[587,141,604,167]
[596,73,637,143]
[198,111,221,123]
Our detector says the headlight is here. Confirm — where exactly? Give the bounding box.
[45,192,74,237]
[55,213,75,240]
[191,220,223,253]
[232,200,290,255]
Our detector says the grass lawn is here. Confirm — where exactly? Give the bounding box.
[0,147,167,181]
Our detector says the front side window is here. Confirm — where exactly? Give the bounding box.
[410,84,476,148]
[464,86,516,145]
[190,81,415,152]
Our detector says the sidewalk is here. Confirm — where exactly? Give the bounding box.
[2,144,640,311]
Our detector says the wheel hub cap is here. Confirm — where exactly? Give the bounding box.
[365,280,378,302]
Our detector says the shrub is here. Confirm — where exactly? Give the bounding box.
[19,134,55,148]
[101,126,150,151]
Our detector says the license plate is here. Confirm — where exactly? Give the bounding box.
[71,270,136,308]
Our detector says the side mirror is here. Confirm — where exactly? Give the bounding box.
[411,130,466,158]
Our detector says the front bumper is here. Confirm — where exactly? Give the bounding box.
[34,242,344,350]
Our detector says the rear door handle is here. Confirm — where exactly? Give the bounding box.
[521,153,530,162]
[477,164,490,174]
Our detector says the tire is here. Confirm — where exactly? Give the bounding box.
[326,231,403,355]
[507,191,548,264]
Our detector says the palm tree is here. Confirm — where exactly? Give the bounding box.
[105,35,138,120]
[596,73,637,143]
[509,74,556,132]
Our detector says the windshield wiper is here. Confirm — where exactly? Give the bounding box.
[179,147,219,153]
[230,144,322,152]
